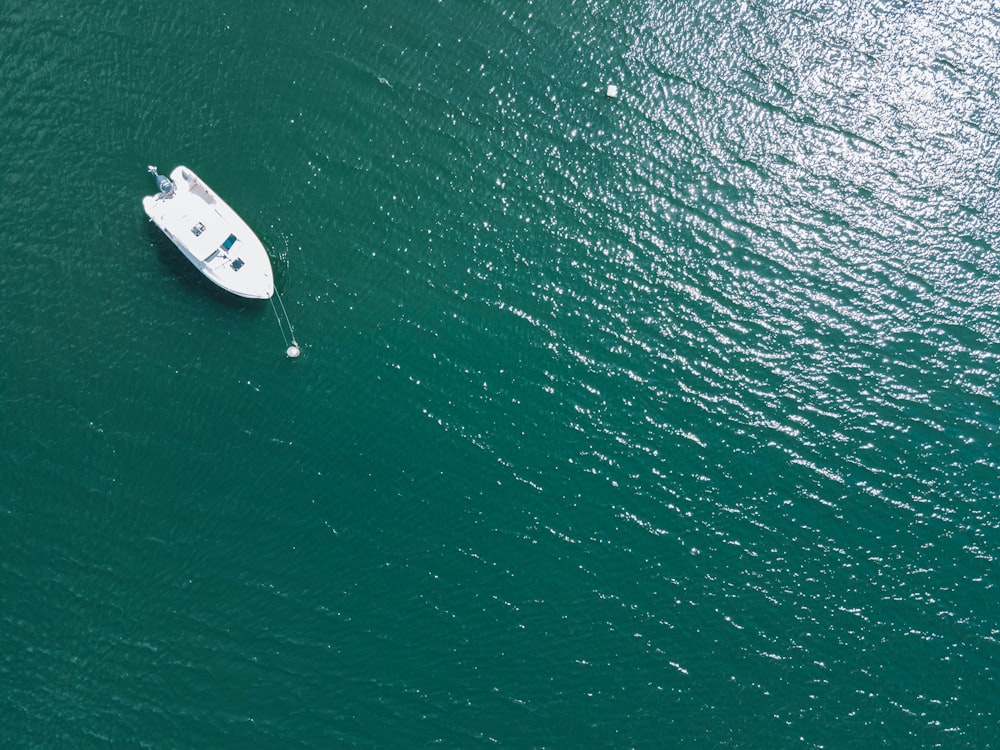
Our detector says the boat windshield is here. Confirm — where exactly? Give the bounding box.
[222,234,238,250]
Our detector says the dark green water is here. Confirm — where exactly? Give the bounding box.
[3,1,999,747]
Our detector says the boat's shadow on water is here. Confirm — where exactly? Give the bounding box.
[145,225,262,312]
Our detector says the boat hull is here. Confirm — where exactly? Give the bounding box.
[143,166,274,299]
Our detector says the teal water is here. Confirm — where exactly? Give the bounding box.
[2,0,999,746]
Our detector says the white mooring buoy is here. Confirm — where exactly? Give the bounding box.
[606,84,619,99]
[286,343,301,359]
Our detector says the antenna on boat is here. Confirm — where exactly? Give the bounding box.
[270,287,300,358]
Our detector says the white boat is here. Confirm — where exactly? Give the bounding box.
[142,165,274,299]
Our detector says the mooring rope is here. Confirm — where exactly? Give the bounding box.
[274,286,296,344]
[270,295,289,347]
[270,286,300,357]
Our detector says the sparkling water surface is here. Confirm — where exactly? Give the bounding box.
[2,0,999,747]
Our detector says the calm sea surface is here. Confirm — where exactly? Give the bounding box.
[2,0,999,747]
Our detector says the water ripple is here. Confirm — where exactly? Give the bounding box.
[4,0,999,746]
